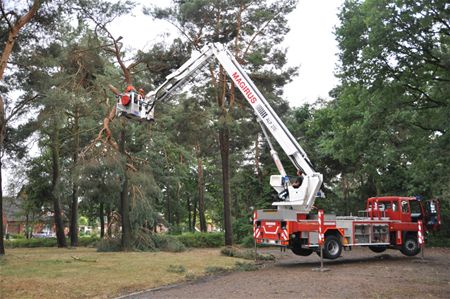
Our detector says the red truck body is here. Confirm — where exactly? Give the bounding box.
[254,196,440,259]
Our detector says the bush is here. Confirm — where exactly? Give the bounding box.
[167,264,186,273]
[5,238,58,248]
[152,234,186,252]
[427,234,450,247]
[176,232,224,248]
[8,233,26,240]
[240,235,255,248]
[220,246,275,261]
[96,238,122,252]
[78,235,100,247]
[232,217,253,244]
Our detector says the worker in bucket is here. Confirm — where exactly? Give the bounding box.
[279,170,303,200]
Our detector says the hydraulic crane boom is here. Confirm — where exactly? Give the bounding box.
[116,43,323,213]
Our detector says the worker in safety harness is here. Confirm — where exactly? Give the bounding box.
[278,170,303,200]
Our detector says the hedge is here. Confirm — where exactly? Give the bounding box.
[175,232,224,248]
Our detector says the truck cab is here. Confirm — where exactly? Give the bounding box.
[367,196,441,232]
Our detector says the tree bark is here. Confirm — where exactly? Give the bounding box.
[106,206,112,238]
[99,202,105,238]
[219,127,233,245]
[69,107,80,246]
[192,197,197,232]
[0,157,4,255]
[187,195,192,232]
[119,125,131,250]
[196,143,207,232]
[50,126,66,248]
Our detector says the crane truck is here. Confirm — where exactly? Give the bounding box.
[116,43,441,260]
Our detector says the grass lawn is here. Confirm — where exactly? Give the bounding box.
[0,247,247,298]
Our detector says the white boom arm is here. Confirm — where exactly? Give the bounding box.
[116,43,323,213]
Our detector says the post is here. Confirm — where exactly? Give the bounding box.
[318,209,325,268]
[418,220,424,260]
[313,209,329,272]
[253,211,258,262]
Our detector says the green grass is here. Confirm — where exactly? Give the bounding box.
[0,247,247,298]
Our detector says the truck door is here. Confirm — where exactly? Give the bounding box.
[424,199,441,231]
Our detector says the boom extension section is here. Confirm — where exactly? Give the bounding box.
[115,43,323,213]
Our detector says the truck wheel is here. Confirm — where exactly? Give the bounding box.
[400,236,420,256]
[369,245,387,253]
[322,235,342,260]
[291,246,313,256]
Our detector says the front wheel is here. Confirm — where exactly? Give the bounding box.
[322,235,342,260]
[400,236,420,256]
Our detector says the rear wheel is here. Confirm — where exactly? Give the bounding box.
[369,245,387,253]
[291,246,313,256]
[400,236,420,256]
[322,235,342,260]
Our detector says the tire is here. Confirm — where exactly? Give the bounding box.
[369,245,387,253]
[400,236,420,256]
[291,246,313,256]
[322,235,342,260]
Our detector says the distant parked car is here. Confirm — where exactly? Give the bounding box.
[33,231,55,238]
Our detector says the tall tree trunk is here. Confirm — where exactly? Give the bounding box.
[343,175,349,215]
[187,195,192,232]
[219,126,233,245]
[70,108,80,246]
[99,202,105,238]
[119,125,132,250]
[254,134,263,184]
[0,0,41,255]
[106,206,112,238]
[166,190,172,225]
[50,126,66,248]
[0,157,4,255]
[192,197,197,232]
[196,143,207,232]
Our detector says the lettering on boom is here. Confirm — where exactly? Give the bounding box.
[232,72,257,104]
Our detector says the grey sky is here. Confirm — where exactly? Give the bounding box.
[109,0,344,106]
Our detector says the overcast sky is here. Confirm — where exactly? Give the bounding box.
[109,0,344,106]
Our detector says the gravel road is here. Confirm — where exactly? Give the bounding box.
[121,247,450,299]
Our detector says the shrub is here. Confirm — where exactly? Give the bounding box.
[240,235,255,248]
[176,232,224,248]
[132,231,157,251]
[220,246,275,261]
[232,217,253,244]
[167,264,186,273]
[152,234,186,252]
[5,238,58,248]
[78,235,100,247]
[96,238,122,252]
[234,261,259,271]
[204,266,228,274]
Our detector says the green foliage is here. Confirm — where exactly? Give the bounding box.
[220,246,275,260]
[167,264,186,274]
[4,236,99,249]
[232,217,253,244]
[4,238,58,248]
[234,261,259,272]
[152,234,186,252]
[240,235,255,248]
[96,238,122,252]
[176,232,224,248]
[204,266,228,274]
[77,236,100,247]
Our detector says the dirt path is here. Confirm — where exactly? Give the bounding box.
[122,247,450,299]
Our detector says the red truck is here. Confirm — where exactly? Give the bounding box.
[254,196,441,259]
